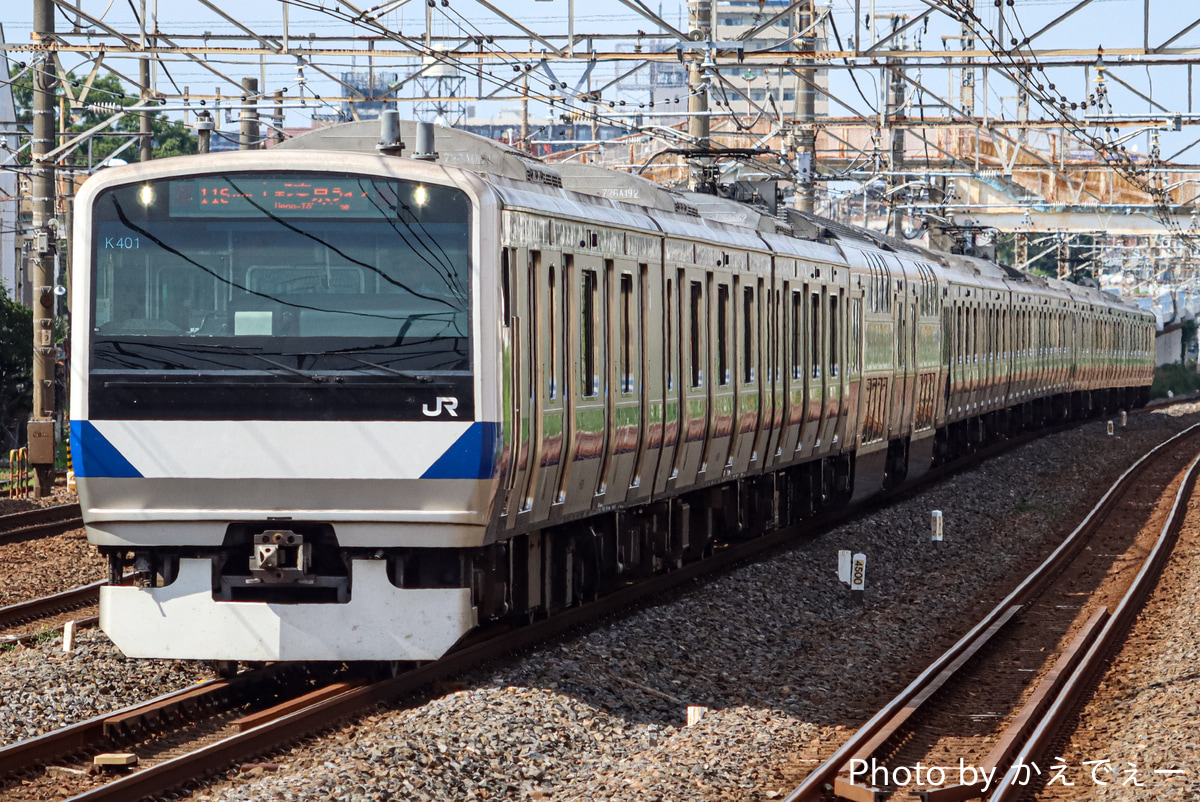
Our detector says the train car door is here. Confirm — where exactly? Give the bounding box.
[805,283,828,455]
[703,266,735,478]
[761,269,786,471]
[779,279,805,460]
[526,247,565,523]
[818,285,842,451]
[599,260,644,507]
[893,284,915,440]
[730,273,764,474]
[500,245,532,526]
[557,253,608,517]
[652,259,682,495]
[672,265,711,487]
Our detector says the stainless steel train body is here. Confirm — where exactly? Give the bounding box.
[70,121,1155,662]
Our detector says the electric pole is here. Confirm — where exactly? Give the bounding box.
[794,0,818,212]
[687,0,711,192]
[240,78,260,150]
[139,58,153,162]
[29,0,58,496]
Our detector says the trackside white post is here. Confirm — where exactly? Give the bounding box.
[62,620,76,652]
[687,706,708,726]
[1121,410,1128,428]
[850,553,866,604]
[838,549,852,585]
[1107,421,1115,436]
[931,510,944,544]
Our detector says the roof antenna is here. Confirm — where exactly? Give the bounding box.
[414,121,438,161]
[378,109,405,156]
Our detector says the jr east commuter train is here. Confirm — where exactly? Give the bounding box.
[69,119,1155,663]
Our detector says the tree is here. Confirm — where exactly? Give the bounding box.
[8,66,197,165]
[0,291,33,452]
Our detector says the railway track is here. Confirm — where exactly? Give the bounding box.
[0,503,84,545]
[783,422,1200,802]
[0,663,370,802]
[0,409,1189,801]
[0,580,101,648]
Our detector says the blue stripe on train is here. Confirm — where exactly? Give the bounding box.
[69,421,143,479]
[419,422,498,480]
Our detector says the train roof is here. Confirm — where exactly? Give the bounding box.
[277,121,1147,317]
[554,163,700,217]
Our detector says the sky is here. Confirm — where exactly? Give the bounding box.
[3,0,1200,155]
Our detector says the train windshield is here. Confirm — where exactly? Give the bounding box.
[88,171,474,420]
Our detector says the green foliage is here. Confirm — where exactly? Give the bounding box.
[8,66,196,165]
[1150,363,1200,400]
[0,292,33,452]
[995,233,1096,280]
[1182,319,1198,363]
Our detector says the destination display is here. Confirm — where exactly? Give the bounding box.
[167,175,415,218]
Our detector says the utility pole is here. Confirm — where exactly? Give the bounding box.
[29,0,58,496]
[240,77,259,150]
[273,90,285,146]
[885,16,907,234]
[139,59,153,162]
[793,0,818,212]
[687,0,712,192]
[196,109,213,153]
[520,71,529,153]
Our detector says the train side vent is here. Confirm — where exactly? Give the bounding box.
[524,164,563,188]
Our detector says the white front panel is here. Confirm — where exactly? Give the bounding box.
[92,419,471,479]
[101,558,477,661]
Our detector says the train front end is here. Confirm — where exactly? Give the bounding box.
[70,151,501,662]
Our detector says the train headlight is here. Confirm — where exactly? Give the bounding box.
[139,185,155,206]
[413,185,429,207]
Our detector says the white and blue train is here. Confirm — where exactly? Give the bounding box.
[70,120,1155,663]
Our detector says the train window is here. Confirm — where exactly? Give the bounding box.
[544,254,557,400]
[791,291,803,381]
[690,281,703,388]
[581,269,598,398]
[717,284,730,386]
[965,306,973,363]
[740,287,751,383]
[830,294,840,378]
[811,292,821,379]
[851,297,863,374]
[527,253,539,410]
[666,278,675,392]
[776,288,783,382]
[501,249,511,327]
[620,273,634,394]
[1001,310,1008,358]
[956,306,963,365]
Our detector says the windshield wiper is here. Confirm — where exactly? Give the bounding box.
[199,343,336,384]
[337,354,434,383]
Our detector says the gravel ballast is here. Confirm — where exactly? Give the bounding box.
[0,629,214,747]
[178,407,1200,802]
[7,410,1196,801]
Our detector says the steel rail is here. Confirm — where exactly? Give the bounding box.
[0,579,102,630]
[0,663,315,779]
[988,451,1200,802]
[0,503,84,545]
[0,615,99,649]
[783,421,1200,802]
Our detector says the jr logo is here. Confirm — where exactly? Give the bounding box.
[422,396,459,417]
